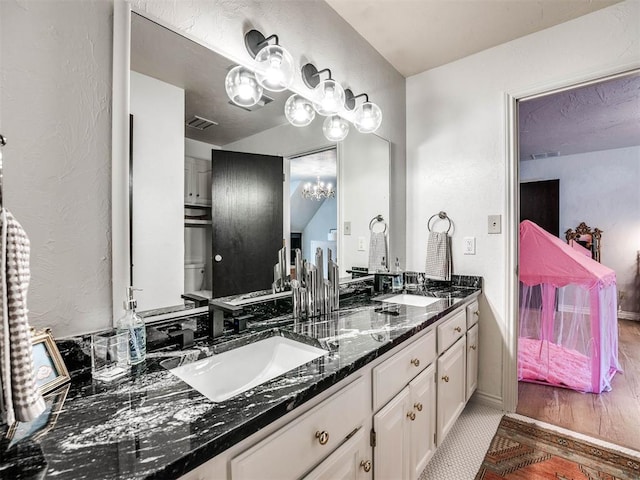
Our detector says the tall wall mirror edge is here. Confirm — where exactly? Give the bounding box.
[111,4,390,324]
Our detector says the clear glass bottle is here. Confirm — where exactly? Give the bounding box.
[116,287,146,365]
[392,257,404,291]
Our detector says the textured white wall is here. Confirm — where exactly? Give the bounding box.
[521,146,640,314]
[0,0,113,337]
[406,1,640,403]
[0,0,404,338]
[130,72,185,312]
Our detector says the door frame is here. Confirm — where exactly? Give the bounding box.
[503,64,640,412]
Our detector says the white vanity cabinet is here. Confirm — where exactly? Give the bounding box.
[185,156,212,206]
[302,428,372,480]
[372,329,437,480]
[373,363,436,480]
[465,300,479,400]
[230,377,370,480]
[436,335,466,443]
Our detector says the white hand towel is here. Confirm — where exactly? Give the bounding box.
[368,231,388,272]
[425,231,452,281]
[0,209,46,424]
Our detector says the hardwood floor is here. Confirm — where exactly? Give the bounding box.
[516,319,640,451]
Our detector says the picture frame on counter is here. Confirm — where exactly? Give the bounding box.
[30,328,70,396]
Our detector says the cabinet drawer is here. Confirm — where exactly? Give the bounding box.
[437,309,466,354]
[231,377,368,479]
[466,300,479,329]
[373,330,436,412]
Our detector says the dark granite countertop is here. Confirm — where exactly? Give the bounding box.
[0,276,481,480]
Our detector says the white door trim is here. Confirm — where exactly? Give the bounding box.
[503,62,640,412]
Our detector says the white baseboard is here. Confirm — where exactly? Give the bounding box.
[470,390,504,411]
[618,310,640,321]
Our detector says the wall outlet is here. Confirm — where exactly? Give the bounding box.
[344,221,351,235]
[488,215,502,234]
[464,237,476,255]
[357,236,366,251]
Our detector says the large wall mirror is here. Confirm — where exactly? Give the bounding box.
[112,7,390,322]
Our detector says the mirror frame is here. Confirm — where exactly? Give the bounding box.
[112,3,390,324]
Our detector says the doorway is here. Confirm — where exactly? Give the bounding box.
[508,68,640,450]
[288,148,338,278]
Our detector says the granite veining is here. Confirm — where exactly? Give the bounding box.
[0,279,480,479]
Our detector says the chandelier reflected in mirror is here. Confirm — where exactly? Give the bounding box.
[302,176,335,201]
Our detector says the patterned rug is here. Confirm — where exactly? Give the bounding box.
[475,416,640,480]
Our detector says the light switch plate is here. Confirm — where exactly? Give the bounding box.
[344,221,351,235]
[464,237,476,255]
[488,215,502,234]
[357,236,366,251]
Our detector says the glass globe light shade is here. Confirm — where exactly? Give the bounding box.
[254,45,294,92]
[323,115,349,142]
[284,94,315,127]
[313,79,346,116]
[353,101,383,133]
[225,65,263,107]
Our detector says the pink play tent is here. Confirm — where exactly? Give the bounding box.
[518,220,620,393]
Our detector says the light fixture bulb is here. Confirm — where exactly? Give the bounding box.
[284,94,315,127]
[313,79,345,116]
[353,101,382,133]
[254,45,294,92]
[225,65,263,107]
[323,115,349,142]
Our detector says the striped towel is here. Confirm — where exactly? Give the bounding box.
[425,231,452,281]
[0,209,46,424]
[368,231,388,272]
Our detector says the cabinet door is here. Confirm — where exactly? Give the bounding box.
[184,157,196,204]
[373,386,411,480]
[195,159,212,205]
[409,363,436,480]
[466,323,479,400]
[436,336,466,444]
[466,300,479,329]
[303,429,371,480]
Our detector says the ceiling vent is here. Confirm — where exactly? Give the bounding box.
[228,94,274,112]
[186,115,218,130]
[530,151,561,160]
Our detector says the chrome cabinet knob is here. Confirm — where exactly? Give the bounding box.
[407,411,416,421]
[315,430,329,445]
[214,254,223,262]
[414,402,423,412]
[454,326,462,333]
[470,344,477,350]
[441,375,450,383]
[410,358,420,367]
[474,310,479,316]
[360,460,372,473]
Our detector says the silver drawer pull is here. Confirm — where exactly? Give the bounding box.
[441,375,450,383]
[414,402,423,412]
[315,430,329,445]
[360,460,372,473]
[454,326,462,333]
[407,411,416,421]
[410,358,420,367]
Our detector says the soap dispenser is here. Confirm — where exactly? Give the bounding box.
[117,287,146,365]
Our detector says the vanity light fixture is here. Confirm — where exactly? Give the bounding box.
[302,63,346,116]
[225,65,264,107]
[302,176,335,201]
[323,115,350,142]
[345,89,382,134]
[284,94,316,127]
[245,29,294,92]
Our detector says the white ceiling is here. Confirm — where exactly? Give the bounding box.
[325,0,623,77]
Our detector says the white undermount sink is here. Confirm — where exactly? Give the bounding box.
[381,294,441,307]
[169,336,327,402]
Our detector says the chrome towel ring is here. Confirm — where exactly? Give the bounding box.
[369,214,387,233]
[427,211,452,234]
